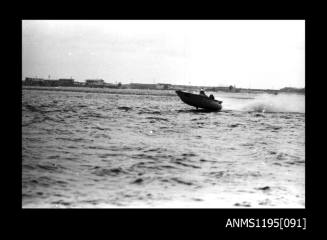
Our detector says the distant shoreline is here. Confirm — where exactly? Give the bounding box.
[22,86,305,96]
[22,86,177,96]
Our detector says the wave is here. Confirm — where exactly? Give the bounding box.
[225,93,305,113]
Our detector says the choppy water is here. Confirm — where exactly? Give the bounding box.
[22,89,305,208]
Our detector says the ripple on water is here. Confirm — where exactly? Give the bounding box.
[117,106,132,111]
[170,177,194,186]
[92,167,126,177]
[36,163,66,172]
[234,202,251,207]
[145,116,169,122]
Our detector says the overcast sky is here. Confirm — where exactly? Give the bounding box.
[22,20,305,89]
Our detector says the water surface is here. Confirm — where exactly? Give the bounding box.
[22,89,305,208]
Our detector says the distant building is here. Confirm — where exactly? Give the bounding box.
[58,78,74,86]
[24,77,44,86]
[85,79,105,87]
[128,83,157,89]
[43,79,58,87]
[156,83,172,90]
[73,81,85,87]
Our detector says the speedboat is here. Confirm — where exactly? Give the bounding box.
[175,90,222,111]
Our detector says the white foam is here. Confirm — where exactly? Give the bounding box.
[220,93,305,113]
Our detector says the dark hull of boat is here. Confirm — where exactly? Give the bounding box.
[175,90,222,111]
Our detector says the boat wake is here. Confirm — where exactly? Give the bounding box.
[223,93,305,113]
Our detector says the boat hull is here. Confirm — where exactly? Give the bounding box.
[175,90,222,111]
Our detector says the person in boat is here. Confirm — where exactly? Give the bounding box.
[199,89,215,100]
[199,88,207,96]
